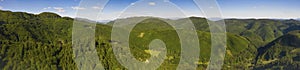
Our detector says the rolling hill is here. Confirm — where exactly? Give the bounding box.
[254,30,300,69]
[0,10,300,69]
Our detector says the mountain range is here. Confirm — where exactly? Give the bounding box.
[0,10,300,70]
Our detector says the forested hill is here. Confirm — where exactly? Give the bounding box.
[0,10,75,70]
[0,10,300,70]
[254,30,300,69]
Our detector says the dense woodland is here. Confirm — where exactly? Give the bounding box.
[0,10,300,70]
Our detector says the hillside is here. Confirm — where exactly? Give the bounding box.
[0,10,258,70]
[0,10,300,69]
[254,30,300,69]
[108,17,300,48]
[225,19,300,47]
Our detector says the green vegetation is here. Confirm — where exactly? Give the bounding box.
[0,10,300,70]
[254,30,300,69]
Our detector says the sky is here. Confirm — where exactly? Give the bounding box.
[0,0,299,21]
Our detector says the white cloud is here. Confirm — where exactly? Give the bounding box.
[92,6,102,10]
[130,3,135,5]
[71,6,85,10]
[0,0,4,2]
[53,7,65,12]
[148,2,156,6]
[0,6,2,9]
[43,7,51,10]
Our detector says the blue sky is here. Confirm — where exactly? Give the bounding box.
[0,0,299,21]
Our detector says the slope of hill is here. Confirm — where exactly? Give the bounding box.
[0,10,300,70]
[225,19,300,47]
[254,30,300,69]
[0,10,258,70]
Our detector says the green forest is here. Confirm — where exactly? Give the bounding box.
[0,10,300,70]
